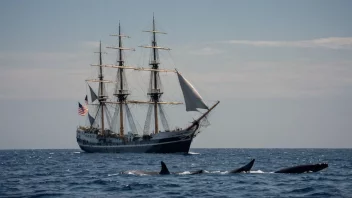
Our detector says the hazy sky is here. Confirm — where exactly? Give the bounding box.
[1,0,352,149]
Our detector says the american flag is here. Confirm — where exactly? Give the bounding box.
[78,102,88,116]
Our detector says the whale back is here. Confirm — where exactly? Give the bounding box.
[311,163,329,172]
[275,163,328,173]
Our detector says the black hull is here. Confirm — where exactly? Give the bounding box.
[78,138,193,153]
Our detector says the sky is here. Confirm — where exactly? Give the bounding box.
[1,0,352,149]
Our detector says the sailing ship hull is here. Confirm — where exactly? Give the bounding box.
[76,128,195,153]
[78,138,193,153]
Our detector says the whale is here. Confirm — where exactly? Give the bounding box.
[122,161,203,175]
[229,159,255,173]
[274,163,328,173]
[161,161,204,175]
[121,161,168,175]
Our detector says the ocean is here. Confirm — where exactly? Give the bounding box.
[0,149,351,197]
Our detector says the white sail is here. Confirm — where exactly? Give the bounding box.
[177,71,208,111]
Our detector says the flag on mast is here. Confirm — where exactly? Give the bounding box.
[78,102,88,116]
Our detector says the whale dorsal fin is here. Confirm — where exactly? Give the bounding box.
[242,159,255,172]
[230,159,255,173]
[159,161,170,175]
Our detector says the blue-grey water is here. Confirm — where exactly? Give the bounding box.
[0,149,351,197]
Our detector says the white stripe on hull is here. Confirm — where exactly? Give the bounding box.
[78,138,192,148]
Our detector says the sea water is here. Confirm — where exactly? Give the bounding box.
[0,149,351,197]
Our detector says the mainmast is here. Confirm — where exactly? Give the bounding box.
[97,41,105,134]
[107,22,134,137]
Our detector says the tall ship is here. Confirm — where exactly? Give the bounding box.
[76,16,219,153]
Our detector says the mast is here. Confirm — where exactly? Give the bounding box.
[118,23,125,137]
[108,22,133,137]
[152,15,159,134]
[118,22,124,137]
[140,14,171,134]
[98,41,105,134]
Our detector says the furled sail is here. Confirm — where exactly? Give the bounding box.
[176,71,208,111]
[88,113,95,126]
[88,85,98,102]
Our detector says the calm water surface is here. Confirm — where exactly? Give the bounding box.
[1,149,351,197]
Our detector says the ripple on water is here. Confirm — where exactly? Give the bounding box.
[161,183,180,188]
[122,182,154,191]
[289,186,315,194]
[307,192,336,197]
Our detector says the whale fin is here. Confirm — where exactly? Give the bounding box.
[230,159,255,173]
[159,161,170,175]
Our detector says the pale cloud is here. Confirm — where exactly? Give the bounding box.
[0,41,116,100]
[226,37,352,49]
[5,59,349,100]
[0,41,104,69]
[185,61,352,99]
[189,47,223,55]
[2,39,352,100]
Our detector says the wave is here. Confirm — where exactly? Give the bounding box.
[108,173,120,177]
[249,170,265,174]
[178,171,191,175]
